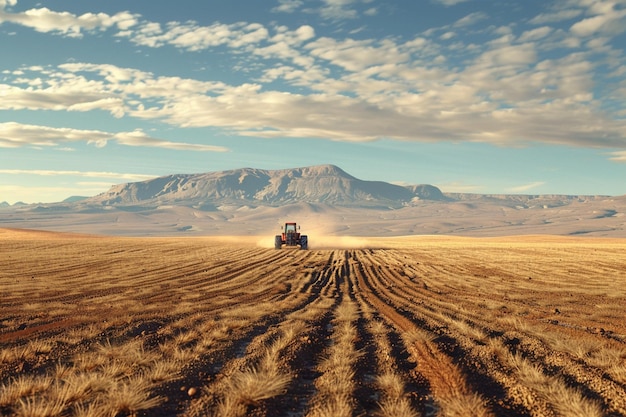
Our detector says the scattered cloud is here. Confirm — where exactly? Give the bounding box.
[507,181,546,193]
[608,150,626,162]
[0,122,110,148]
[0,122,228,152]
[438,181,484,193]
[0,0,17,10]
[3,49,626,150]
[432,0,470,6]
[125,21,270,51]
[0,5,138,37]
[0,169,155,181]
[0,184,107,204]
[528,0,626,37]
[113,130,228,152]
[529,9,583,25]
[319,0,359,20]
[570,2,626,37]
[440,31,455,40]
[518,26,553,42]
[0,169,156,203]
[454,12,488,28]
[364,7,377,16]
[272,0,304,13]
[1,1,625,153]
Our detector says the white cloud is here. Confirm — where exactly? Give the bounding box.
[0,3,269,51]
[507,181,546,193]
[272,24,315,44]
[364,7,377,16]
[529,9,583,25]
[571,10,626,37]
[0,184,104,204]
[306,37,409,72]
[3,44,626,150]
[518,26,553,42]
[0,122,228,152]
[440,31,455,40]
[609,150,626,162]
[0,169,155,181]
[438,181,484,193]
[113,130,228,152]
[475,43,537,67]
[0,0,17,10]
[0,122,111,147]
[569,0,626,37]
[272,0,303,13]
[124,20,270,51]
[252,25,316,68]
[319,0,358,20]
[0,66,127,116]
[432,0,470,6]
[1,0,626,153]
[313,0,382,20]
[0,6,138,37]
[454,12,488,27]
[0,170,157,204]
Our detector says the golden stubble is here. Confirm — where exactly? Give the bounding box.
[1,229,625,416]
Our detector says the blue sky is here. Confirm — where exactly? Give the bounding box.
[1,0,626,204]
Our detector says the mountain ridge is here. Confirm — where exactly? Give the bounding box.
[83,164,616,210]
[85,164,439,209]
[1,164,624,237]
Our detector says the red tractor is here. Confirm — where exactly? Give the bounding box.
[275,222,308,250]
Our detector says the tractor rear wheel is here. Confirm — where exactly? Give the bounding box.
[274,235,282,249]
[300,235,308,250]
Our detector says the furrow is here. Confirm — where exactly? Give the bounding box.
[351,250,494,417]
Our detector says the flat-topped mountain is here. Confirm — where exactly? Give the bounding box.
[1,165,624,237]
[86,164,440,208]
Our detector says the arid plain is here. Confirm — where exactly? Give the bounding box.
[1,227,626,416]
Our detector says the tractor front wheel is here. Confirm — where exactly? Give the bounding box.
[300,235,308,250]
[274,235,282,249]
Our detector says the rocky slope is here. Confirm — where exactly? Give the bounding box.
[1,165,624,237]
[85,164,432,209]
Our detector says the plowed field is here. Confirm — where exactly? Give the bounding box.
[1,228,626,417]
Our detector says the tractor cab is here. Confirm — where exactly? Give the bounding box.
[284,222,298,235]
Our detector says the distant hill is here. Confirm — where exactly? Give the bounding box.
[85,164,438,209]
[1,165,624,237]
[62,196,89,203]
[83,164,607,210]
[0,201,27,208]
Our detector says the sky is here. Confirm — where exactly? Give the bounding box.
[1,0,626,204]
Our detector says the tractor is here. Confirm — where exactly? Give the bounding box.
[275,222,308,250]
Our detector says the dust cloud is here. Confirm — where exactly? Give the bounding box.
[255,234,372,249]
[255,216,379,249]
[308,235,372,249]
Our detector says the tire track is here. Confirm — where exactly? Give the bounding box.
[2,231,626,417]
[367,249,624,416]
[183,250,340,417]
[350,250,494,417]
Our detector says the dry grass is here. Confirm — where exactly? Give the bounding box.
[104,378,164,416]
[2,230,626,416]
[375,373,418,417]
[364,318,419,417]
[0,376,53,407]
[216,367,291,416]
[440,393,493,417]
[13,396,65,417]
[189,321,311,417]
[307,298,361,417]
[510,353,603,417]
